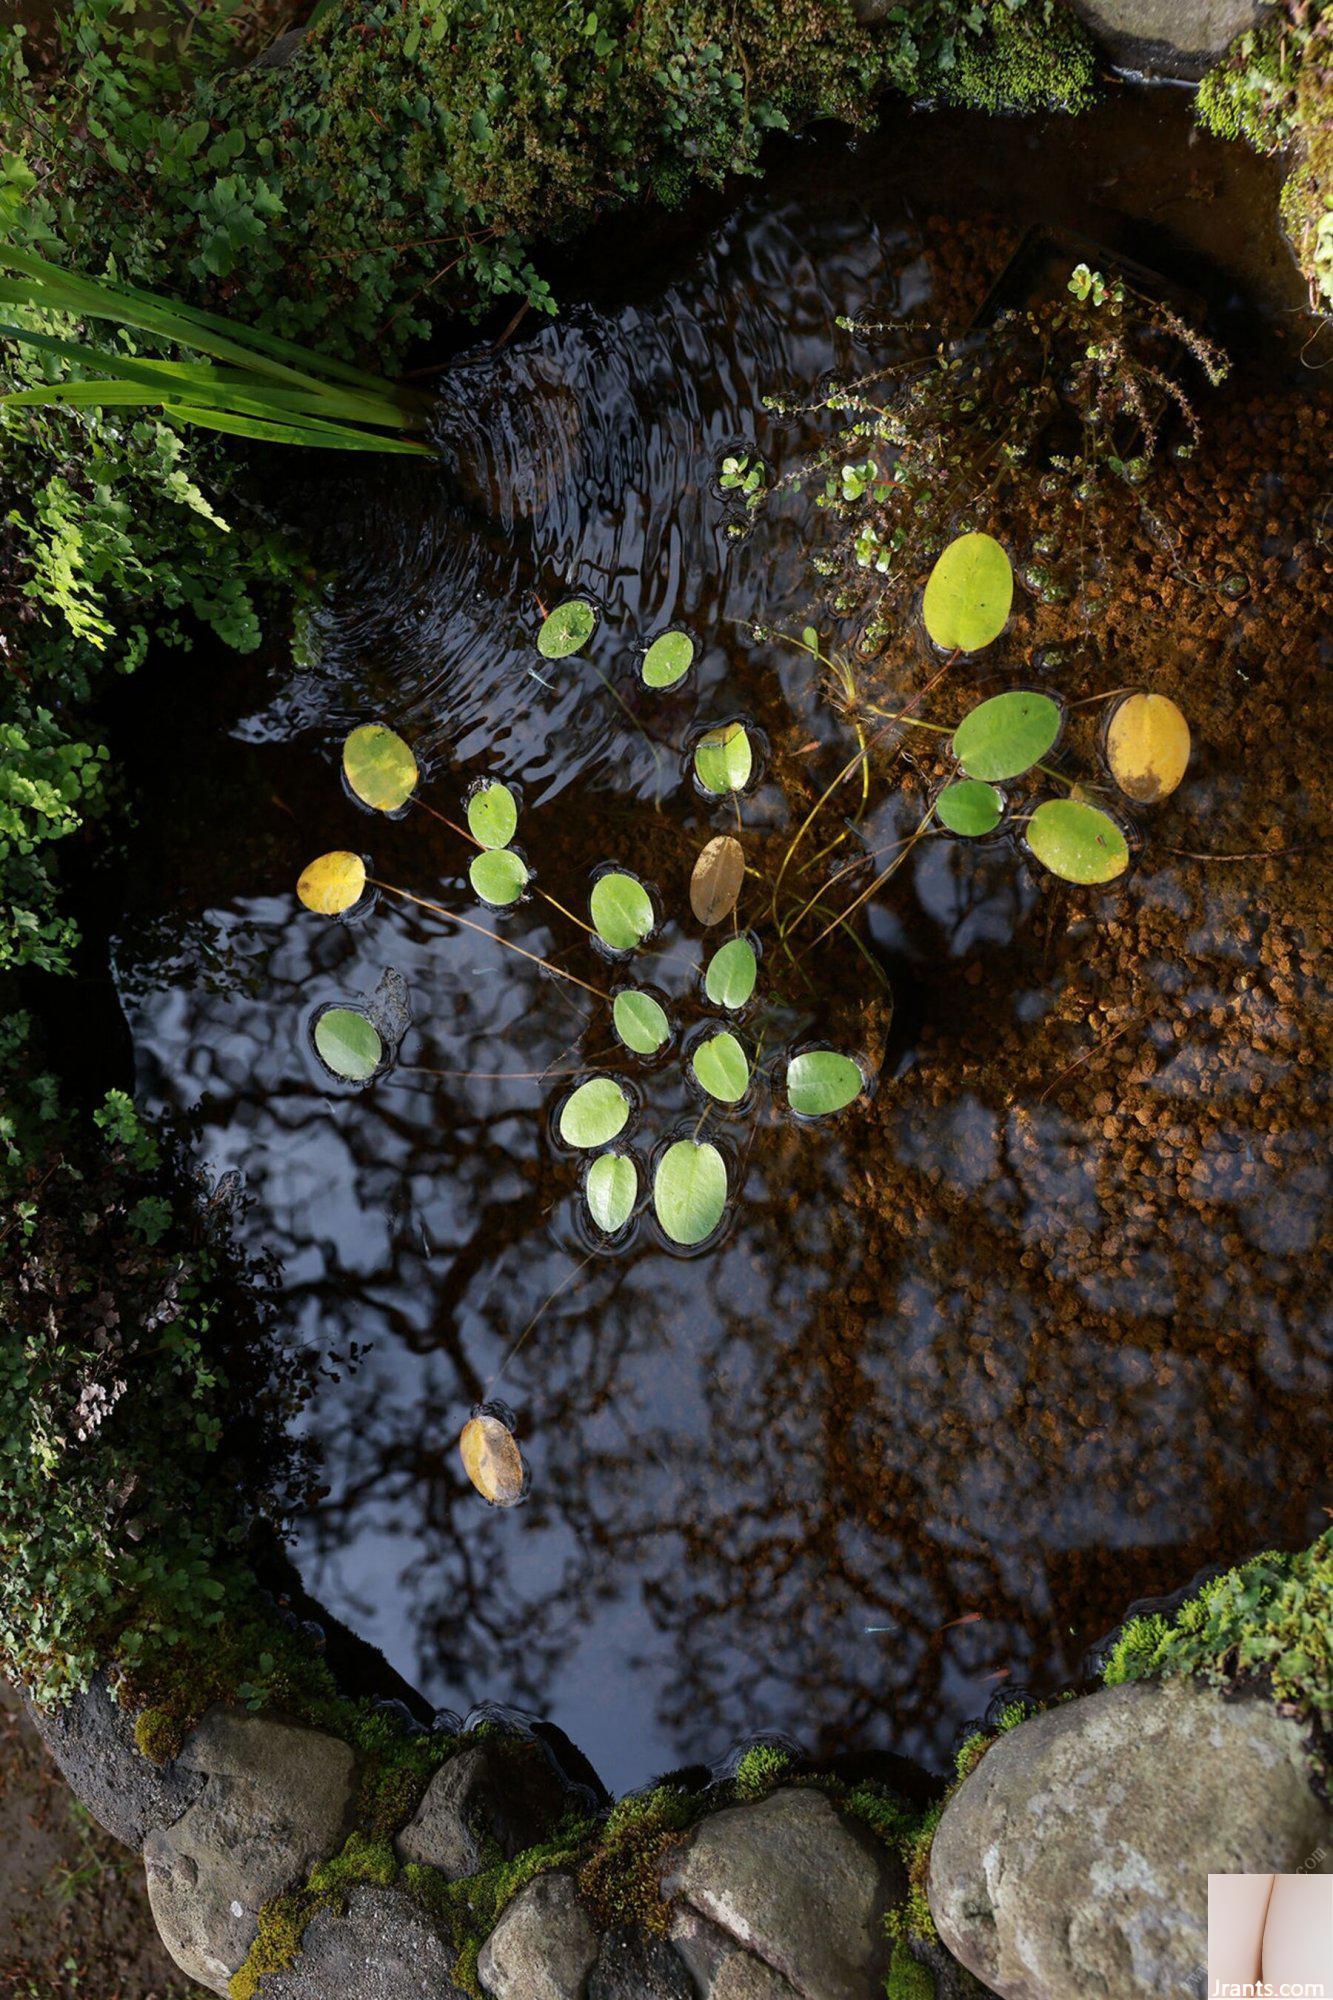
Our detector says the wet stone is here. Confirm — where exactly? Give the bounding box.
[25,1674,202,1849]
[587,1922,695,2000]
[395,1739,573,1878]
[477,1871,599,2000]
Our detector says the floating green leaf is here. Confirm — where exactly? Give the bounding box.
[922,532,1014,652]
[585,1152,638,1234]
[590,871,654,951]
[297,850,366,915]
[694,722,753,795]
[952,691,1060,782]
[537,598,598,659]
[466,781,518,849]
[343,723,418,812]
[1026,798,1129,884]
[704,936,758,1009]
[786,1050,863,1117]
[653,1140,727,1247]
[559,1077,631,1148]
[613,989,670,1055]
[642,629,695,689]
[469,848,528,906]
[691,1031,750,1104]
[313,1007,383,1081]
[935,778,1003,837]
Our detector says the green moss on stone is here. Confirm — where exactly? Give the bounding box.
[884,1939,936,1999]
[927,3,1096,116]
[733,1743,795,1800]
[580,1784,699,1936]
[229,1887,334,2000]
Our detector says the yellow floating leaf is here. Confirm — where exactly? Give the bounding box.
[1105,692,1190,803]
[459,1413,528,1507]
[297,850,366,915]
[343,723,418,812]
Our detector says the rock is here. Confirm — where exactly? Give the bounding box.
[668,1906,800,1998]
[662,1787,903,2000]
[477,1872,599,2000]
[143,1709,355,1994]
[261,1884,468,2000]
[396,1739,573,1878]
[1064,0,1275,81]
[928,1680,1333,2000]
[587,1923,695,2000]
[25,1675,202,1848]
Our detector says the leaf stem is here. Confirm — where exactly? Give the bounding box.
[369,879,610,1001]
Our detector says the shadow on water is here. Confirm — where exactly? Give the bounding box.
[110,94,1331,1790]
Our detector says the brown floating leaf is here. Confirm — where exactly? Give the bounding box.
[459,1413,528,1508]
[690,834,745,926]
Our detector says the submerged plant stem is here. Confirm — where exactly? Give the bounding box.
[415,798,598,935]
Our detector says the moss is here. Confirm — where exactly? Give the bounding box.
[308,1831,398,1896]
[229,1887,334,2000]
[579,1784,700,1937]
[928,3,1096,117]
[134,1705,185,1768]
[884,1939,936,1999]
[1103,1529,1333,1733]
[404,1820,595,2000]
[733,1743,795,1800]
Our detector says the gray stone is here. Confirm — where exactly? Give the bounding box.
[261,1884,468,1999]
[710,1954,801,2000]
[668,1906,800,1998]
[26,1674,202,1848]
[477,1872,599,2000]
[397,1739,572,1878]
[587,1923,695,2000]
[143,1709,355,1995]
[662,1787,903,2000]
[928,1680,1333,2000]
[1065,0,1275,80]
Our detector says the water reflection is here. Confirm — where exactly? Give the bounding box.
[113,102,1330,1790]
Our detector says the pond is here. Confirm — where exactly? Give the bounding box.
[110,90,1332,1794]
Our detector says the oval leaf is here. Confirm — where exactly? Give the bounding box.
[704,935,758,1010]
[922,532,1014,652]
[691,1031,750,1104]
[590,871,654,951]
[935,777,1003,837]
[313,1007,383,1081]
[467,781,518,849]
[585,1152,638,1234]
[343,723,418,812]
[642,629,694,689]
[298,850,366,915]
[459,1413,528,1507]
[952,691,1060,782]
[559,1076,631,1148]
[786,1050,864,1117]
[654,1140,727,1247]
[1027,798,1129,884]
[613,989,670,1055]
[694,722,753,794]
[537,598,598,659]
[1105,692,1190,803]
[690,834,745,926]
[470,848,528,906]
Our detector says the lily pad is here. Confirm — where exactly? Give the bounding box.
[690,834,745,926]
[297,850,366,915]
[1027,798,1129,884]
[694,722,753,794]
[585,1152,638,1234]
[642,629,695,689]
[786,1049,864,1117]
[466,781,519,849]
[1105,692,1191,803]
[653,1139,727,1247]
[470,848,528,907]
[704,935,758,1009]
[537,598,598,659]
[691,1031,750,1104]
[922,532,1014,652]
[613,988,670,1056]
[459,1412,528,1507]
[559,1076,631,1148]
[313,1007,383,1082]
[952,691,1060,783]
[935,777,1003,837]
[590,871,654,951]
[343,723,418,813]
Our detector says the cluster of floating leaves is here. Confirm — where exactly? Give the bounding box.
[917,532,1190,886]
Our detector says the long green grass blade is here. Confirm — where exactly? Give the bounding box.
[161,404,432,453]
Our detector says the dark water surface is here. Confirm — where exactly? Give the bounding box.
[112,95,1330,1790]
